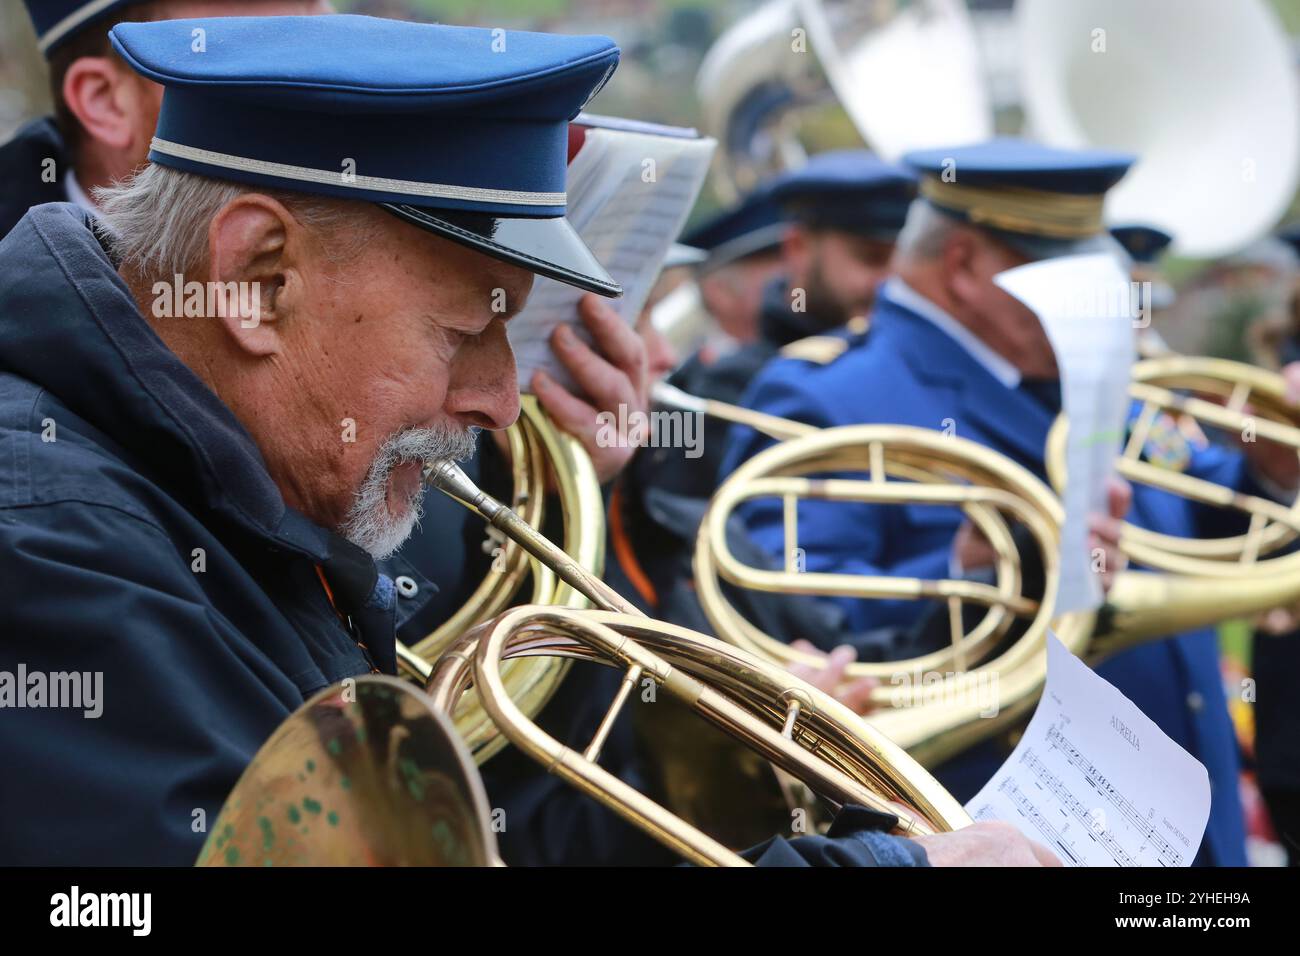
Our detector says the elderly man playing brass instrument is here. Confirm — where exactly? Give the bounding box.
[0,14,1062,867]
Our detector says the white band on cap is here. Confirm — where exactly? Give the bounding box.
[38,0,124,53]
[150,138,567,207]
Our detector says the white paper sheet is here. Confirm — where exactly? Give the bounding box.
[507,127,715,392]
[967,635,1210,867]
[994,253,1136,613]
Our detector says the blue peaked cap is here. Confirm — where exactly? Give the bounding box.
[24,0,138,56]
[769,150,916,239]
[680,184,786,271]
[110,16,623,296]
[1110,224,1174,264]
[902,138,1135,259]
[903,138,1134,194]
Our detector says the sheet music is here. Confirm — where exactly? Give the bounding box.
[967,635,1210,867]
[994,253,1136,613]
[507,127,715,391]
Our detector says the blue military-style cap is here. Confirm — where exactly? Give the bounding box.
[768,150,916,240]
[902,138,1136,259]
[1112,224,1176,311]
[109,15,623,296]
[661,242,708,270]
[24,0,137,56]
[1110,224,1174,265]
[680,185,786,272]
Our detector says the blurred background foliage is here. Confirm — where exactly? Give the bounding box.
[3,0,1300,357]
[6,0,1300,222]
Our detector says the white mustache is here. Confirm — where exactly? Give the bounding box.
[338,424,479,559]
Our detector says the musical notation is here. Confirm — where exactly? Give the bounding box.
[968,636,1209,867]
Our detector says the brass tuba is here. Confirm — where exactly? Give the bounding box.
[696,0,993,201]
[1017,0,1300,260]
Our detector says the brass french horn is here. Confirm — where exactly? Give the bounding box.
[424,458,969,857]
[394,395,607,764]
[694,422,1093,767]
[656,371,1300,764]
[1047,355,1300,658]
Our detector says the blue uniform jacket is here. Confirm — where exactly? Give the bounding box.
[719,285,1251,866]
[0,204,405,864]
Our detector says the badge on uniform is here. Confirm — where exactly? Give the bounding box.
[1141,412,1193,472]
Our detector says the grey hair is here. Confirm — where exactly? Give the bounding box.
[94,164,378,278]
[893,200,963,263]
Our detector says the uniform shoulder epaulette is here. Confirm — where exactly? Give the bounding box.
[779,335,849,365]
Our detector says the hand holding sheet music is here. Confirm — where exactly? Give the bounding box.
[507,116,716,393]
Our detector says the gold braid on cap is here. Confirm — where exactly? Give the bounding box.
[920,176,1105,239]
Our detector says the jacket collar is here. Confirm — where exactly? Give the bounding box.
[871,285,1057,469]
[0,117,70,239]
[0,202,347,563]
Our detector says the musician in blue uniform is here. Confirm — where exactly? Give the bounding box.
[721,138,1300,866]
[602,154,922,710]
[677,184,788,351]
[669,150,915,423]
[0,12,630,865]
[0,13,1061,869]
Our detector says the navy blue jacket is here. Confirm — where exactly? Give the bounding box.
[0,118,70,240]
[0,205,398,864]
[720,284,1252,866]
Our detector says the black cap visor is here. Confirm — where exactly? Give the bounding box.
[381,203,621,298]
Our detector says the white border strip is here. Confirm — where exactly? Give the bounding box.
[38,0,124,53]
[150,138,566,206]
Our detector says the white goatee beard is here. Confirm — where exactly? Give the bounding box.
[338,424,479,560]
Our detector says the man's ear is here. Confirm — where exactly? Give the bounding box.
[207,195,299,356]
[62,57,140,153]
[942,229,981,305]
